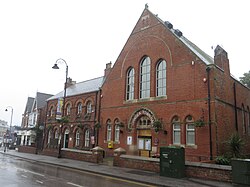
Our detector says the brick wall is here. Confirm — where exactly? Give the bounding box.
[114,154,232,182]
[18,146,37,154]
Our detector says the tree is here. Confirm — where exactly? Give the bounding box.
[239,70,250,88]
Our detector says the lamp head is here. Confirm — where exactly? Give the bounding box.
[52,63,59,69]
[5,109,8,112]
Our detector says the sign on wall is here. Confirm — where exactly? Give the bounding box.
[127,136,132,145]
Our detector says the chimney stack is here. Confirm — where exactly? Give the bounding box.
[66,77,76,88]
[214,45,230,75]
[104,61,112,78]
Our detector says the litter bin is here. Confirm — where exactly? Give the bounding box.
[231,158,250,186]
[160,146,185,178]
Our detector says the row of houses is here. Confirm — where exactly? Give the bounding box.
[20,6,250,162]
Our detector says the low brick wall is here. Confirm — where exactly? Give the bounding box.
[60,148,103,163]
[114,154,232,182]
[40,148,59,157]
[114,155,159,172]
[18,146,37,154]
[185,161,232,182]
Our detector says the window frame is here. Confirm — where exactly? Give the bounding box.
[84,129,90,147]
[139,56,151,99]
[75,130,80,147]
[77,102,82,115]
[172,116,181,145]
[156,60,167,97]
[126,67,135,101]
[66,103,71,116]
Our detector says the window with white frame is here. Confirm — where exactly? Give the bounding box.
[172,116,181,145]
[186,115,195,145]
[126,68,135,100]
[107,120,112,141]
[140,56,151,99]
[84,129,90,147]
[48,130,52,144]
[156,60,167,97]
[242,105,246,134]
[114,124,120,142]
[77,102,82,115]
[75,130,80,147]
[49,106,54,117]
[86,101,92,114]
[66,104,71,116]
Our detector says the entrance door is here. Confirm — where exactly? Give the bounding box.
[138,129,152,157]
[64,129,69,148]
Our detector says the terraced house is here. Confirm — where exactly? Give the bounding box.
[42,6,250,162]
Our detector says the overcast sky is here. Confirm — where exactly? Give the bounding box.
[0,0,249,126]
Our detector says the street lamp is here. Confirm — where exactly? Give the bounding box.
[52,58,68,158]
[5,106,13,152]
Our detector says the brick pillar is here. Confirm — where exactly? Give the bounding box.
[113,147,126,166]
[92,146,104,163]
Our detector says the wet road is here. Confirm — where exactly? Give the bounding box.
[0,154,156,187]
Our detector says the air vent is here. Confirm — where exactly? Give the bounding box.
[164,21,173,29]
[174,29,183,37]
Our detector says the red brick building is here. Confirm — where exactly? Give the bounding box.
[98,7,250,161]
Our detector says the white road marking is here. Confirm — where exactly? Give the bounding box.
[67,182,85,187]
[16,167,45,177]
[36,180,44,184]
[21,175,27,178]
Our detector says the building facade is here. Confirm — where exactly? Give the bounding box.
[98,7,250,161]
[43,77,103,156]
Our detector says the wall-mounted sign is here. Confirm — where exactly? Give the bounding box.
[127,136,132,145]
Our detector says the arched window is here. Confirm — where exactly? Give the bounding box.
[137,115,151,128]
[48,129,52,144]
[66,104,71,116]
[77,102,82,115]
[49,106,54,117]
[114,119,120,142]
[242,105,246,134]
[126,68,135,100]
[186,115,195,145]
[55,129,59,139]
[86,101,92,114]
[84,129,90,147]
[247,106,250,135]
[75,130,80,147]
[172,116,181,145]
[140,56,151,99]
[156,60,167,97]
[107,119,112,141]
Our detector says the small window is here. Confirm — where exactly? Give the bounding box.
[172,116,181,145]
[87,101,92,114]
[186,115,195,145]
[114,119,120,142]
[48,130,52,144]
[84,129,90,147]
[242,105,246,134]
[247,106,250,136]
[107,120,112,141]
[55,129,59,139]
[75,130,80,147]
[66,104,71,116]
[77,103,82,115]
[49,106,54,117]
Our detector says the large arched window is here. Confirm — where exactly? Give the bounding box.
[75,130,80,147]
[140,57,151,99]
[84,129,90,147]
[172,116,181,145]
[106,119,112,141]
[77,102,82,115]
[156,60,167,97]
[186,115,195,145]
[126,68,135,100]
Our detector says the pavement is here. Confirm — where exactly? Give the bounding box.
[0,148,234,187]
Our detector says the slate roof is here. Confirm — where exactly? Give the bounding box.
[151,9,214,65]
[36,92,54,109]
[48,76,104,100]
[24,97,34,114]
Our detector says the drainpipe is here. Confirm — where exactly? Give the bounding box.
[233,82,238,131]
[96,88,102,146]
[206,67,213,160]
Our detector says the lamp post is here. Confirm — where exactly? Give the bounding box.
[5,106,13,152]
[52,58,68,158]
